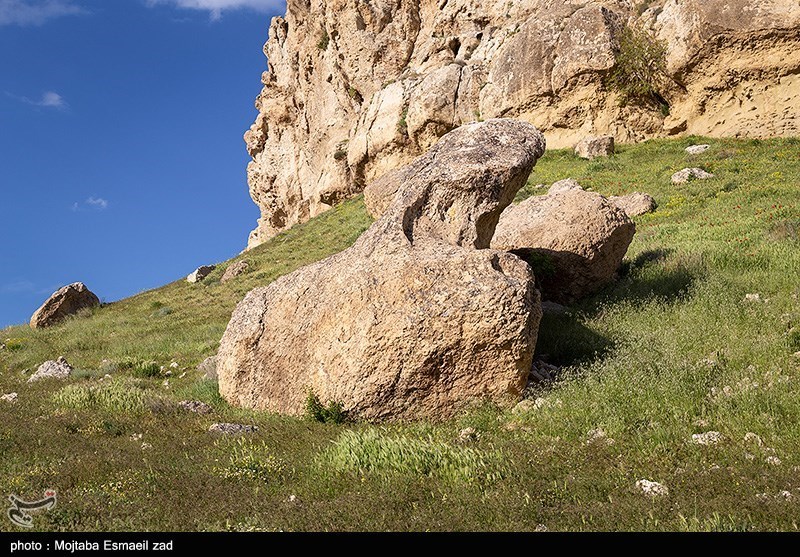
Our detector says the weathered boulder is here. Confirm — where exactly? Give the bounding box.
[220,261,250,284]
[219,120,545,421]
[671,167,714,185]
[574,135,615,160]
[28,357,73,383]
[492,185,635,303]
[30,283,100,329]
[187,265,216,284]
[609,192,657,217]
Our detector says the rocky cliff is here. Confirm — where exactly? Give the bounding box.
[243,0,800,248]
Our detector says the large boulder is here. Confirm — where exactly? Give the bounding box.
[30,283,100,329]
[187,265,216,284]
[218,120,546,421]
[491,185,635,303]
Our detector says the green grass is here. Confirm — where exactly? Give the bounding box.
[1,137,799,531]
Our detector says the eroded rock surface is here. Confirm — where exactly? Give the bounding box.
[244,1,800,247]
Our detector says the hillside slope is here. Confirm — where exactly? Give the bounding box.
[1,137,799,531]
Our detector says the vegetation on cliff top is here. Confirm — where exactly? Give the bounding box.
[1,136,799,531]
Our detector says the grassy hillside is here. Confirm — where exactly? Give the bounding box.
[1,136,799,531]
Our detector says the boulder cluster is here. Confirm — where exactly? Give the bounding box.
[218,120,641,421]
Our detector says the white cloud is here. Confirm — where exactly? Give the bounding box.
[72,197,109,211]
[86,197,108,210]
[146,0,285,20]
[7,90,68,109]
[0,0,85,26]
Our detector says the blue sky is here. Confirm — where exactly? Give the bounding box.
[0,0,285,327]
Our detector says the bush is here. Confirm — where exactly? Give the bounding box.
[305,391,347,424]
[607,25,669,109]
[317,30,329,51]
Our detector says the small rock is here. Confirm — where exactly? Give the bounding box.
[671,167,714,185]
[130,433,143,441]
[170,362,179,369]
[529,360,561,383]
[208,423,259,435]
[586,428,615,446]
[197,355,218,381]
[179,372,187,379]
[286,494,297,503]
[685,144,710,155]
[178,400,213,414]
[609,192,657,217]
[164,370,172,377]
[28,357,73,383]
[187,265,216,284]
[162,379,170,388]
[534,524,548,532]
[458,427,480,444]
[548,178,583,195]
[778,490,793,501]
[744,432,763,446]
[766,455,782,466]
[636,479,669,497]
[1,392,18,403]
[694,418,710,427]
[103,374,112,380]
[756,493,770,502]
[692,431,723,446]
[743,293,765,303]
[221,261,250,284]
[744,452,755,461]
[574,135,615,160]
[141,442,152,450]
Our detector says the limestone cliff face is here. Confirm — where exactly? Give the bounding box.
[244,0,800,249]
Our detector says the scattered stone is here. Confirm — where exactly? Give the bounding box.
[694,418,710,427]
[541,301,568,315]
[286,494,297,503]
[209,423,259,435]
[162,379,170,388]
[130,433,143,441]
[685,144,710,155]
[778,490,793,501]
[756,493,770,502]
[187,265,216,284]
[766,455,782,466]
[574,135,615,160]
[30,283,100,329]
[534,524,548,532]
[219,120,546,421]
[744,452,755,461]
[141,442,152,450]
[1,392,18,403]
[164,370,172,377]
[743,293,766,303]
[547,178,583,195]
[458,427,480,444]
[178,400,213,414]
[28,357,73,383]
[198,356,218,381]
[221,261,250,284]
[492,185,635,304]
[691,431,724,446]
[513,397,558,415]
[529,360,560,383]
[170,362,179,369]
[636,479,669,497]
[671,167,714,185]
[744,432,764,446]
[609,192,657,217]
[586,428,615,446]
